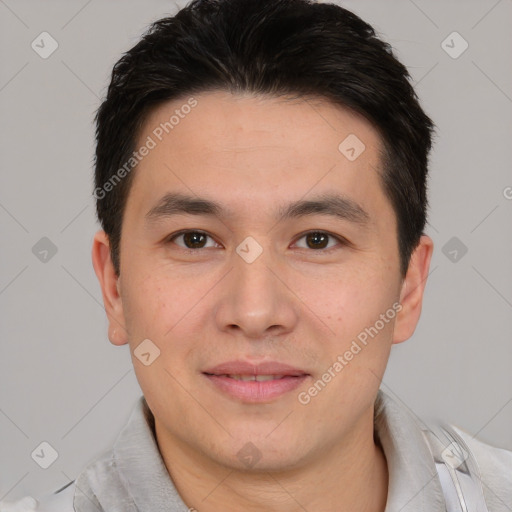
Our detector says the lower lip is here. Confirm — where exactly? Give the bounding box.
[203,374,309,403]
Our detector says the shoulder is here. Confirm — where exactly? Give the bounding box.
[37,481,76,512]
[453,425,512,509]
[0,481,76,512]
[456,425,512,471]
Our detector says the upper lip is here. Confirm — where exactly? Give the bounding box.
[203,360,309,376]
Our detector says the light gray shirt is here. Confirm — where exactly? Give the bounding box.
[3,389,511,511]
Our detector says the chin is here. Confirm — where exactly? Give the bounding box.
[210,434,310,473]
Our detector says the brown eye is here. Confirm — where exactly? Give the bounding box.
[305,232,329,249]
[168,230,217,250]
[294,231,344,251]
[182,231,207,248]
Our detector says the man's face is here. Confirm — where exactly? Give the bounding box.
[99,91,420,471]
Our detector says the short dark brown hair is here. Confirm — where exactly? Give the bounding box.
[94,0,435,277]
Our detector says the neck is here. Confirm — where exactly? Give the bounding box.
[154,404,388,512]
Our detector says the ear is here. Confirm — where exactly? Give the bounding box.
[91,230,128,346]
[393,235,433,344]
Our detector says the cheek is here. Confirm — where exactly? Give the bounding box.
[122,269,198,339]
[122,271,204,381]
[299,261,399,341]
[123,274,201,411]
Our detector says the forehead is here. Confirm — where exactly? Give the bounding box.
[126,90,393,227]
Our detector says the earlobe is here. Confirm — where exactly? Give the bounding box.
[392,235,434,345]
[91,230,129,346]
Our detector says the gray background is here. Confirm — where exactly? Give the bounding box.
[1,0,511,502]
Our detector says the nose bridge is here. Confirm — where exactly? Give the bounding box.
[214,236,298,338]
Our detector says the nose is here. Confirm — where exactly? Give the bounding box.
[214,242,300,340]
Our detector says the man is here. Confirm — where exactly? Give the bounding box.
[2,0,510,511]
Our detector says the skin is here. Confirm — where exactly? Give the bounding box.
[92,90,433,512]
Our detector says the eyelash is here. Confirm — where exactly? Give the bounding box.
[165,229,349,254]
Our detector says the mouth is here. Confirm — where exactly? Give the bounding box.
[206,374,301,382]
[202,361,310,403]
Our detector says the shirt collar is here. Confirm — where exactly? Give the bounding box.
[111,397,190,512]
[374,389,446,511]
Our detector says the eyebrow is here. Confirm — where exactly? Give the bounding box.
[145,192,370,226]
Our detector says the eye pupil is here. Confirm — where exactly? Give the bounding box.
[184,232,206,248]
[306,232,329,249]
